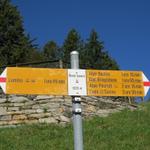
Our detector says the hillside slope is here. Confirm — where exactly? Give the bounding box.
[0,102,150,150]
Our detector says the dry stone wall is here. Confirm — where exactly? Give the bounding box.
[0,95,135,127]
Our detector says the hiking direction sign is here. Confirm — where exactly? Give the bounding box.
[86,70,150,97]
[0,67,68,95]
[0,67,150,97]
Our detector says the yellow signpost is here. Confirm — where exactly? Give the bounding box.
[6,67,68,95]
[0,52,149,150]
[86,70,145,97]
[0,67,149,97]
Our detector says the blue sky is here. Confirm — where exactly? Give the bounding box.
[12,0,150,98]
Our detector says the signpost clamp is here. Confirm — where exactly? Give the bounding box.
[73,97,81,102]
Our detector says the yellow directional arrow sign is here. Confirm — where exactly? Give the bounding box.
[86,70,145,97]
[1,67,68,95]
[0,67,149,97]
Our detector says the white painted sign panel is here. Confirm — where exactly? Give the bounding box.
[0,68,7,93]
[68,69,87,96]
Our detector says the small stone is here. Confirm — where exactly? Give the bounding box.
[7,107,20,111]
[0,103,14,107]
[24,101,35,106]
[32,103,60,109]
[36,100,51,104]
[34,95,54,101]
[0,121,8,126]
[0,107,7,115]
[32,104,40,109]
[59,107,65,113]
[0,98,7,103]
[13,115,27,120]
[28,113,51,119]
[13,103,25,107]
[52,98,64,102]
[39,117,57,124]
[85,105,96,113]
[8,120,25,125]
[36,109,44,113]
[59,115,70,123]
[8,96,29,103]
[64,96,72,99]
[24,109,36,114]
[0,115,11,121]
[7,111,23,115]
[24,119,39,124]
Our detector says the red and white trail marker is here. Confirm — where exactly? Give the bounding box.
[0,68,7,93]
[142,73,150,96]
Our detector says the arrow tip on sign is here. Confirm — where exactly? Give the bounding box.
[0,68,7,93]
[142,72,150,96]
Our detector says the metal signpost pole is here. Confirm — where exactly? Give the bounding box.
[70,51,83,150]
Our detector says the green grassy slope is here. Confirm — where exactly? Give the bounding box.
[0,102,150,150]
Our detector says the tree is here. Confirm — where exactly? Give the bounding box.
[80,30,103,69]
[101,51,119,70]
[81,30,119,70]
[0,0,37,66]
[62,29,82,66]
[43,41,59,60]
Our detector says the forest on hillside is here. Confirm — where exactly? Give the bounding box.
[0,0,119,70]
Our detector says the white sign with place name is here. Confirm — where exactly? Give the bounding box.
[68,69,87,96]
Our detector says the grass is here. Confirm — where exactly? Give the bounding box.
[1,102,150,150]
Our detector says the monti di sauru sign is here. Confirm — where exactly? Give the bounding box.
[0,67,150,97]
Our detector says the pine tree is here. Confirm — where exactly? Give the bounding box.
[81,30,119,70]
[62,29,82,67]
[0,0,37,66]
[80,30,103,69]
[101,51,119,70]
[43,41,59,60]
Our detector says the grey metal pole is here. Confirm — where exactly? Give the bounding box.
[70,51,83,150]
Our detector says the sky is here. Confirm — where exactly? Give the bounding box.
[11,0,150,99]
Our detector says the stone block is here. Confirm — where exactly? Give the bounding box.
[8,120,25,125]
[0,103,14,107]
[24,119,39,124]
[8,96,29,103]
[36,109,44,113]
[0,121,8,126]
[24,101,35,106]
[0,98,7,103]
[36,100,51,104]
[59,115,70,123]
[24,109,37,114]
[52,98,64,102]
[7,111,23,115]
[21,105,32,109]
[32,104,40,109]
[13,115,27,120]
[0,107,7,115]
[84,105,96,113]
[28,113,51,119]
[0,115,11,121]
[39,117,57,124]
[7,107,20,111]
[13,103,25,107]
[34,95,54,101]
[32,103,60,109]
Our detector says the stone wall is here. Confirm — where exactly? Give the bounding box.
[0,95,135,127]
